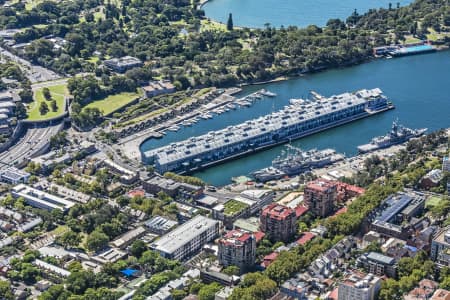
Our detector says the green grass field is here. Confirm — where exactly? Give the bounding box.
[27,84,67,121]
[426,195,443,208]
[84,90,142,116]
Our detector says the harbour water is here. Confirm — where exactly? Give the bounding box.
[140,51,450,186]
[202,0,412,28]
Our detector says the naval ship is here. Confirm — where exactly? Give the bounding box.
[357,121,427,153]
[252,146,345,182]
[144,88,393,174]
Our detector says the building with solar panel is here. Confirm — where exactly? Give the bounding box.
[370,192,426,239]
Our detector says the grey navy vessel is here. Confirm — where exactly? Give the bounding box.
[252,145,345,182]
[357,121,427,153]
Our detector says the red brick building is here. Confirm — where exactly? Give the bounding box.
[304,179,337,217]
[260,203,297,242]
[218,229,256,273]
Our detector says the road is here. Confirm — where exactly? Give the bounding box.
[31,78,69,91]
[0,123,63,169]
[0,46,61,83]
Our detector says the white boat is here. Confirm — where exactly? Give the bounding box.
[167,125,180,131]
[260,89,277,97]
[181,120,192,126]
[290,98,306,105]
[240,101,252,107]
[226,103,236,109]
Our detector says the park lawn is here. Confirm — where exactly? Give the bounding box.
[403,35,421,44]
[27,84,67,121]
[50,225,69,236]
[426,28,450,41]
[86,56,100,64]
[84,90,142,116]
[200,19,227,32]
[426,195,443,208]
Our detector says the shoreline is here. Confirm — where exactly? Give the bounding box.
[126,49,447,164]
[198,0,210,9]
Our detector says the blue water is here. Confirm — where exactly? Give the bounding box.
[202,0,412,28]
[141,51,450,186]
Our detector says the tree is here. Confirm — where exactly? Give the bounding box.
[0,280,14,300]
[57,230,82,249]
[130,240,147,258]
[42,87,51,100]
[39,101,49,115]
[50,99,58,112]
[19,88,33,103]
[198,282,222,300]
[38,284,72,300]
[223,265,240,276]
[15,102,27,119]
[85,230,109,252]
[227,13,233,31]
[172,289,187,300]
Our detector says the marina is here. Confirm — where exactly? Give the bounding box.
[143,88,392,173]
[140,51,450,186]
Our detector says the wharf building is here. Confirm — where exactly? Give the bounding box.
[370,192,426,239]
[218,229,256,273]
[260,203,297,242]
[143,88,392,173]
[338,271,382,300]
[304,179,337,217]
[150,215,219,261]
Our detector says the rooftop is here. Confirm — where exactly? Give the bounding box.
[366,251,395,265]
[261,203,296,220]
[12,184,75,211]
[341,270,381,289]
[375,192,423,223]
[233,217,260,232]
[110,226,146,248]
[423,169,443,184]
[143,80,175,92]
[223,199,250,216]
[240,189,272,200]
[306,179,337,192]
[151,215,218,255]
[0,167,30,181]
[104,56,142,67]
[145,216,178,232]
[34,259,71,277]
[431,289,450,300]
[297,232,316,245]
[219,229,254,246]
